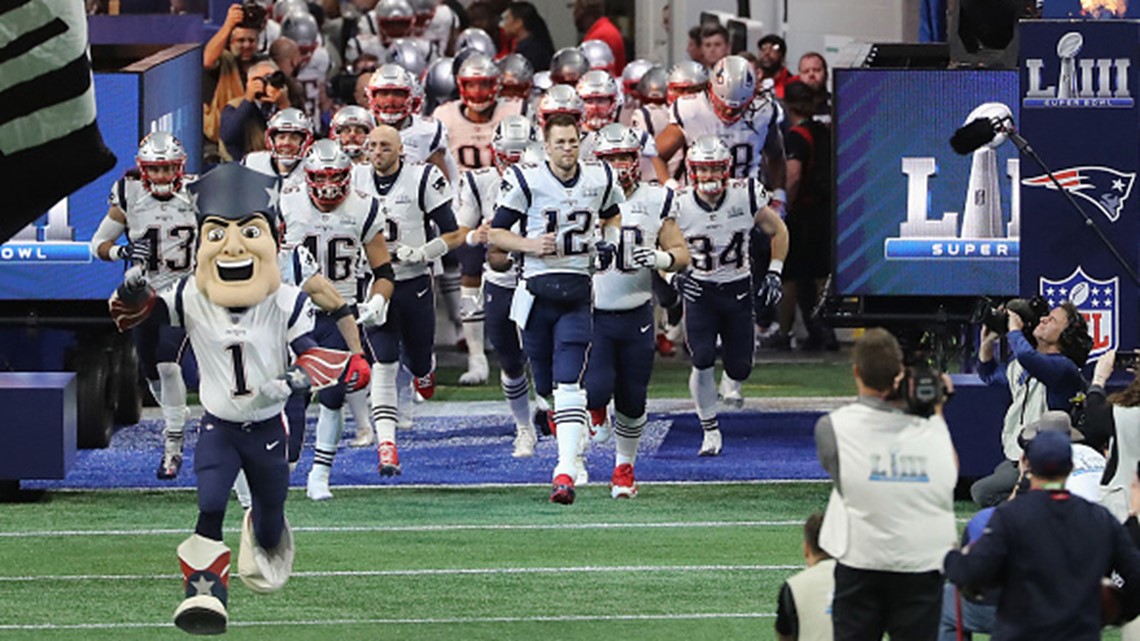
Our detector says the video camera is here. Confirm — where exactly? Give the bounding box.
[971,295,1050,339]
[240,1,267,29]
[897,363,946,418]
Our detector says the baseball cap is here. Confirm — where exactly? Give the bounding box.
[1026,429,1073,477]
[1020,410,1084,444]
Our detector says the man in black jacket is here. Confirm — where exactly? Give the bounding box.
[944,430,1140,640]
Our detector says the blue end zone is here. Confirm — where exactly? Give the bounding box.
[22,409,828,490]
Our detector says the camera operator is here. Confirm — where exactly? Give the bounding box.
[971,300,1091,508]
[219,60,291,161]
[1083,349,1140,522]
[203,3,267,160]
[815,328,959,641]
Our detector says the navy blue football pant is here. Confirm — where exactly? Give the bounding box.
[683,276,755,381]
[485,282,526,378]
[520,296,591,398]
[365,274,435,376]
[195,413,289,549]
[285,391,308,464]
[131,311,188,380]
[585,302,655,416]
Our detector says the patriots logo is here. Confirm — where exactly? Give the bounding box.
[1040,266,1117,361]
[1021,166,1134,222]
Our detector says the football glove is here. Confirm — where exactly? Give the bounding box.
[757,271,783,308]
[358,294,390,328]
[672,270,703,303]
[594,239,616,271]
[631,246,674,270]
[344,353,371,392]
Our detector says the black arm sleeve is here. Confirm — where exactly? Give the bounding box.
[427,202,459,234]
[491,206,525,230]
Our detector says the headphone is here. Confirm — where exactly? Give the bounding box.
[1058,302,1093,366]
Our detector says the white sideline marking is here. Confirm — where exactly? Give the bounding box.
[0,563,800,583]
[0,611,777,630]
[0,519,801,538]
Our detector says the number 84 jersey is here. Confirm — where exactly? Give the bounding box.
[675,178,769,285]
[593,183,677,311]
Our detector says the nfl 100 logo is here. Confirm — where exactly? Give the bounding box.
[1039,267,1117,360]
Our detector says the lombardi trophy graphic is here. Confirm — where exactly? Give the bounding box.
[960,102,1012,239]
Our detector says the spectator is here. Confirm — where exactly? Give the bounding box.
[466,1,502,53]
[219,60,290,161]
[1016,410,1105,503]
[687,25,703,64]
[354,70,372,107]
[764,81,836,352]
[501,2,553,72]
[938,508,998,641]
[972,301,1091,507]
[775,512,836,641]
[700,23,729,67]
[203,3,264,156]
[1086,349,1140,521]
[944,429,1140,640]
[795,52,831,121]
[815,328,958,641]
[756,34,790,99]
[574,0,626,74]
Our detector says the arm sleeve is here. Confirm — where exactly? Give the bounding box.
[1009,330,1081,389]
[427,201,459,234]
[774,581,799,636]
[814,414,840,493]
[491,206,525,230]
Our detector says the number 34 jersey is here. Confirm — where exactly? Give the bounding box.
[674,178,769,285]
[496,160,624,280]
[279,187,384,304]
[593,183,677,311]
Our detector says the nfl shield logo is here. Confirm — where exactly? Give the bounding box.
[1039,267,1117,361]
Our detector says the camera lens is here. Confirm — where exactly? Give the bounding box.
[266,71,288,88]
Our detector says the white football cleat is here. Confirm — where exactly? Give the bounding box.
[718,376,744,409]
[698,429,723,457]
[306,465,333,501]
[512,427,537,458]
[349,424,375,448]
[458,353,489,386]
[575,455,589,486]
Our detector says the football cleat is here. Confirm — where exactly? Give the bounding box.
[718,376,744,409]
[458,353,489,386]
[305,465,333,501]
[575,458,589,486]
[413,371,436,399]
[512,427,537,458]
[349,423,375,448]
[610,463,637,499]
[698,429,723,457]
[589,407,612,443]
[156,435,184,480]
[378,440,402,476]
[534,408,553,436]
[550,473,576,505]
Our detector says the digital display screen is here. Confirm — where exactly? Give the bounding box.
[834,69,1021,297]
[0,47,201,301]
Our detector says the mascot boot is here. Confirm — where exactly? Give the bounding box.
[238,510,295,593]
[174,534,230,635]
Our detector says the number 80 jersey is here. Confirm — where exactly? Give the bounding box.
[674,178,769,285]
[495,159,624,280]
[593,183,677,311]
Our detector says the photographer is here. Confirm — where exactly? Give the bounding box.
[219,60,291,161]
[203,3,266,157]
[972,301,1091,508]
[815,328,959,641]
[1085,350,1140,522]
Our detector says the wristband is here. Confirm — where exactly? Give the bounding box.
[466,230,478,246]
[422,236,450,261]
[330,304,352,321]
[772,189,787,204]
[768,259,784,275]
[111,245,128,261]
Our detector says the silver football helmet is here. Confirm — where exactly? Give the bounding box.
[592,123,641,189]
[498,53,534,100]
[272,0,307,23]
[576,70,620,132]
[578,39,613,70]
[491,114,537,172]
[136,131,187,197]
[330,105,376,160]
[521,140,546,165]
[537,84,584,128]
[621,58,654,100]
[455,27,496,57]
[423,56,457,111]
[686,135,731,198]
[265,108,315,166]
[407,0,437,34]
[638,66,667,105]
[374,0,415,40]
[281,11,319,50]
[667,60,709,105]
[367,64,416,124]
[457,52,501,112]
[549,47,589,86]
[709,55,756,124]
[387,38,428,77]
[303,139,353,208]
[533,70,553,93]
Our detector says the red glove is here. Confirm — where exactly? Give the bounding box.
[344,353,371,392]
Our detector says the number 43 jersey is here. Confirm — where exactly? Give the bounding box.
[593,183,677,311]
[675,178,769,285]
[108,176,198,292]
[496,159,624,281]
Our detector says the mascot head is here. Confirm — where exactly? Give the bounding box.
[188,164,282,308]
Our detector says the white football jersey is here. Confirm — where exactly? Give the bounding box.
[108,176,198,292]
[399,114,449,165]
[295,46,331,130]
[279,189,384,304]
[458,167,517,289]
[669,93,780,181]
[356,161,452,280]
[434,99,525,171]
[242,151,307,193]
[277,244,321,287]
[594,182,677,311]
[424,4,458,60]
[160,278,316,423]
[674,178,769,285]
[631,104,678,180]
[495,160,624,280]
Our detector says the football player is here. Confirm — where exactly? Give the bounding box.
[363,65,453,177]
[618,58,655,125]
[672,136,787,456]
[549,47,589,86]
[92,132,197,480]
[280,140,384,501]
[455,115,540,456]
[499,53,535,101]
[242,108,315,193]
[665,60,708,107]
[489,113,624,505]
[330,105,376,164]
[585,124,690,497]
[348,0,416,64]
[280,11,330,133]
[576,70,665,181]
[358,125,466,476]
